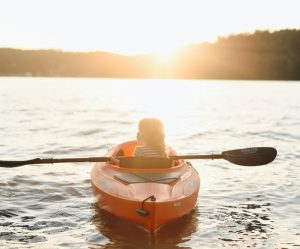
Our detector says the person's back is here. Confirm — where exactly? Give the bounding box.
[133,144,166,157]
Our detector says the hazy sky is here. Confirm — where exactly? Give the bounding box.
[0,0,299,55]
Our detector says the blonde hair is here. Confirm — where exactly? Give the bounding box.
[138,118,166,156]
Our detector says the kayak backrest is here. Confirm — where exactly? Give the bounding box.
[119,157,172,168]
[114,141,138,157]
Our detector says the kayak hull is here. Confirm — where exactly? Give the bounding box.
[90,141,200,233]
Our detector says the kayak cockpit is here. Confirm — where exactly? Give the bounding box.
[110,140,181,169]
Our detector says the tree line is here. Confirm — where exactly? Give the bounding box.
[0,29,299,80]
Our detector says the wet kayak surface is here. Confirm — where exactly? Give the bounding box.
[0,77,299,248]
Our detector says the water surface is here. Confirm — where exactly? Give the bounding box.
[0,77,299,248]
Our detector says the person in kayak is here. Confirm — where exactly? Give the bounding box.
[109,118,170,165]
[133,118,168,158]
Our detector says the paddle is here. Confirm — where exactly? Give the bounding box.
[0,147,276,168]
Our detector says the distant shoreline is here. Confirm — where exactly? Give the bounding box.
[1,29,300,80]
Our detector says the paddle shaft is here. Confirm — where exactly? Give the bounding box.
[32,157,110,164]
[0,155,224,167]
[170,154,223,160]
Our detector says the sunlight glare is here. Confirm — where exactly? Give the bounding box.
[151,44,182,63]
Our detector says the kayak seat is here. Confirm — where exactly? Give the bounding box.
[115,149,124,156]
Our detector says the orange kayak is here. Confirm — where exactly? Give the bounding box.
[90,141,200,233]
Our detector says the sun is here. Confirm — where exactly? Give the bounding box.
[151,44,183,63]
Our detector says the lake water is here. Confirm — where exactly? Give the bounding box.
[0,77,299,249]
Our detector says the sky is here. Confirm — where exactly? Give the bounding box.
[0,0,299,55]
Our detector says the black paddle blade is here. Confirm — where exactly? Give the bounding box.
[222,147,277,166]
[0,159,41,168]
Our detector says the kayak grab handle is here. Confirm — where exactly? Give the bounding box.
[136,195,156,217]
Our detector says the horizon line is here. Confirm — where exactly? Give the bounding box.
[1,28,298,57]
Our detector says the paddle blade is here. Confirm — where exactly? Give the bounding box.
[0,159,40,168]
[221,147,277,166]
